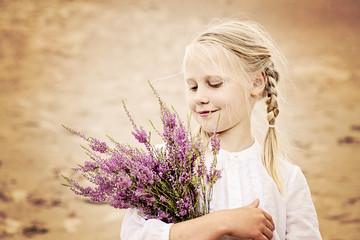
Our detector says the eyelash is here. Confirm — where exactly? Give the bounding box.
[188,86,197,92]
[209,82,223,88]
[189,82,223,91]
[189,82,224,92]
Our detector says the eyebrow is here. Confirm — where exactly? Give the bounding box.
[207,75,223,81]
[185,75,223,82]
[185,78,196,84]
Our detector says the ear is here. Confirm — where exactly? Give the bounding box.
[250,72,266,96]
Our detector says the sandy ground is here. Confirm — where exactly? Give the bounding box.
[0,0,359,239]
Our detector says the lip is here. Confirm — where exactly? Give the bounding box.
[197,110,218,118]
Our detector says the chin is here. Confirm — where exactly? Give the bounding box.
[199,124,219,134]
[194,117,222,133]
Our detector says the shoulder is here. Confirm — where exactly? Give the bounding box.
[278,159,308,191]
[278,159,297,184]
[278,159,316,208]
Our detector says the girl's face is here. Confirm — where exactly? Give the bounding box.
[183,48,253,135]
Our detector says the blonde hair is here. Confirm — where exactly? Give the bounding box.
[183,18,287,194]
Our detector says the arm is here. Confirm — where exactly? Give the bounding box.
[120,208,172,240]
[170,199,275,240]
[120,200,274,240]
[285,166,322,239]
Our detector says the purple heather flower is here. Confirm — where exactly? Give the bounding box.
[90,138,108,153]
[84,161,96,169]
[210,133,221,153]
[158,211,169,219]
[159,196,167,202]
[132,127,149,144]
[63,82,222,224]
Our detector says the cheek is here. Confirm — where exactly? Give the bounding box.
[186,95,195,110]
[219,95,240,120]
[227,98,250,122]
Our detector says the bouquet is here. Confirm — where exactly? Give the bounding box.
[62,82,222,223]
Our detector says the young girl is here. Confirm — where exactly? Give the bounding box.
[120,19,322,240]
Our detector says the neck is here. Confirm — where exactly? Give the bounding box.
[217,120,254,152]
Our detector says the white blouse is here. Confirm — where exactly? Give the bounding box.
[120,140,322,240]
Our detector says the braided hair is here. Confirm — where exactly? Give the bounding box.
[263,64,283,193]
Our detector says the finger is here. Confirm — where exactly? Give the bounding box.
[256,233,270,240]
[246,199,260,208]
[263,211,275,230]
[265,218,275,231]
[253,199,260,208]
[262,227,274,240]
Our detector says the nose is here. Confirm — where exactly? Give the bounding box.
[195,87,209,105]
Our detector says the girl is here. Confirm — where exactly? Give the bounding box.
[120,19,322,240]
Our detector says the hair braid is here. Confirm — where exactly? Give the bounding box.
[264,65,280,124]
[263,64,284,194]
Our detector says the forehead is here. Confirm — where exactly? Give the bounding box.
[183,44,233,80]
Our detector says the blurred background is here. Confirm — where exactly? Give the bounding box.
[0,0,359,239]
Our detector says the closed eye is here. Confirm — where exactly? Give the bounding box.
[189,86,198,91]
[208,76,224,88]
[209,82,223,88]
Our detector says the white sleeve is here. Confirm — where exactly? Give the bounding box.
[285,166,322,239]
[120,208,173,240]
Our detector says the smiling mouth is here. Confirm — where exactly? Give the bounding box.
[197,110,218,118]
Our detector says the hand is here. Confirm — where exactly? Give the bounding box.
[169,199,275,240]
[221,199,275,240]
